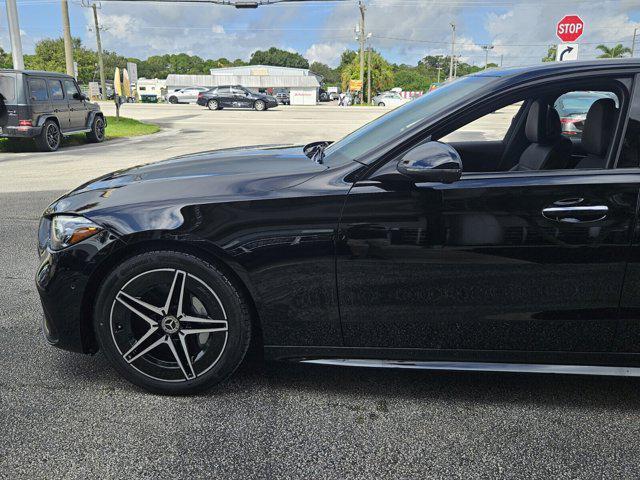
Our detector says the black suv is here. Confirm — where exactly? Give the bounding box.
[0,69,105,152]
[196,85,278,111]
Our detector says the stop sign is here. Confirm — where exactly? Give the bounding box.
[557,15,584,42]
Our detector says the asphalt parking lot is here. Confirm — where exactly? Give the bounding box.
[3,103,640,479]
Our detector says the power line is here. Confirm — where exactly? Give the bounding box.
[372,34,636,47]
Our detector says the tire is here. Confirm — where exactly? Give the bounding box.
[378,102,385,107]
[207,99,219,111]
[85,115,105,143]
[168,96,178,104]
[254,100,266,111]
[34,120,61,152]
[94,250,252,395]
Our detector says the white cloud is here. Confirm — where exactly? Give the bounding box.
[305,42,347,67]
[485,1,640,66]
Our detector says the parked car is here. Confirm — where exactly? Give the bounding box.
[275,91,290,105]
[166,87,209,104]
[196,85,278,111]
[372,91,409,108]
[318,88,330,102]
[0,69,105,152]
[554,91,619,138]
[37,59,640,394]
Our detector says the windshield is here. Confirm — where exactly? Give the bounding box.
[323,76,496,166]
[0,74,16,102]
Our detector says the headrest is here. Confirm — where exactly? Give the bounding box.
[582,98,617,157]
[525,100,562,144]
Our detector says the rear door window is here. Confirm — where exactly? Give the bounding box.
[28,78,49,102]
[0,75,16,101]
[554,91,619,139]
[47,79,64,100]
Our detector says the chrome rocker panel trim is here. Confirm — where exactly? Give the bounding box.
[300,359,640,377]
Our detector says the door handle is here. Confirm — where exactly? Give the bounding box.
[542,205,608,223]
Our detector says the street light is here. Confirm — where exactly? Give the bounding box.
[482,44,494,70]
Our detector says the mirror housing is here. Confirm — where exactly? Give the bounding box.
[397,141,462,184]
[73,92,87,101]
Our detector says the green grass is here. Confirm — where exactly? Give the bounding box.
[103,116,160,138]
[0,116,159,152]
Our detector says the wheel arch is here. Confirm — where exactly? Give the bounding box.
[36,115,60,128]
[87,110,105,128]
[79,236,264,355]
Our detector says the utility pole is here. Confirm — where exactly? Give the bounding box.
[500,54,503,67]
[453,56,459,78]
[61,0,75,76]
[436,66,442,83]
[367,42,372,105]
[90,3,107,100]
[632,28,638,57]
[482,44,494,70]
[448,23,456,81]
[5,0,24,69]
[358,0,366,104]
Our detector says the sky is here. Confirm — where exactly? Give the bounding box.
[1,0,640,68]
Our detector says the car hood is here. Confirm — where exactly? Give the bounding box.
[46,144,328,234]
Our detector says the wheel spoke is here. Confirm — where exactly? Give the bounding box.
[163,270,186,316]
[178,332,197,379]
[166,336,193,380]
[116,291,161,325]
[182,326,228,335]
[126,334,167,364]
[181,315,228,327]
[122,325,159,360]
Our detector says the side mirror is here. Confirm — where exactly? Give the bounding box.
[397,141,462,184]
[73,92,86,101]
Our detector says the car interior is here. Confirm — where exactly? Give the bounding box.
[434,79,629,173]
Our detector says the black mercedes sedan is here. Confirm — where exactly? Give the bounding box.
[196,85,278,111]
[37,59,640,394]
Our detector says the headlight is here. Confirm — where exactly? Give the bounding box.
[50,215,102,250]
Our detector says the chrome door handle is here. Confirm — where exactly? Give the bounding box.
[542,205,608,223]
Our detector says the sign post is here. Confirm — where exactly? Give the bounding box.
[556,15,584,62]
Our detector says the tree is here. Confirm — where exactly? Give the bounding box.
[309,61,340,85]
[338,50,357,70]
[542,45,557,62]
[596,44,632,58]
[249,47,309,69]
[341,49,394,99]
[0,47,12,68]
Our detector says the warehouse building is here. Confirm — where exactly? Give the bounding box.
[166,65,321,105]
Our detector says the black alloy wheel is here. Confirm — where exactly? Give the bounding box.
[94,251,252,394]
[35,120,61,152]
[86,116,106,143]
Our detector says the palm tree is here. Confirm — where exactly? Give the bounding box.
[595,44,632,58]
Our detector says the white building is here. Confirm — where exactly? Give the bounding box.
[165,65,321,106]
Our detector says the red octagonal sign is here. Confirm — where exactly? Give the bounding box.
[557,15,584,42]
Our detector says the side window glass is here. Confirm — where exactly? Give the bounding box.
[47,80,64,100]
[28,78,48,101]
[217,87,230,95]
[440,101,522,144]
[63,79,79,99]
